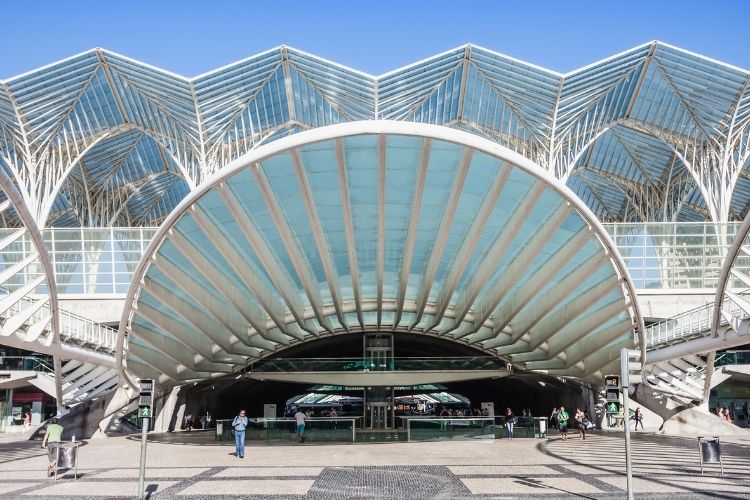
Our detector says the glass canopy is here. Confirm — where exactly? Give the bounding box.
[121,121,642,386]
[2,42,749,229]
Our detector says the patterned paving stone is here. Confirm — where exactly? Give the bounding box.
[307,466,471,499]
[461,476,604,495]
[449,465,560,476]
[21,481,178,497]
[1,432,749,499]
[94,468,208,478]
[212,467,323,478]
[0,484,37,496]
[177,479,314,496]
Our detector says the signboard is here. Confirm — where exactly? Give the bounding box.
[481,402,495,416]
[263,404,277,419]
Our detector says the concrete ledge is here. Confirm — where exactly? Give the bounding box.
[660,407,750,436]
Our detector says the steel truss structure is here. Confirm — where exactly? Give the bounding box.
[1,41,750,232]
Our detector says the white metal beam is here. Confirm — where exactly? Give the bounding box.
[409,147,473,330]
[290,149,349,331]
[334,138,365,329]
[251,162,334,334]
[218,183,317,335]
[191,204,305,340]
[152,257,276,351]
[393,138,430,329]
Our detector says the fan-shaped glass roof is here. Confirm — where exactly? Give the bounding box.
[120,122,642,386]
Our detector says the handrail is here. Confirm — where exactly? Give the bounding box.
[0,355,54,372]
[645,290,750,349]
[251,356,508,372]
[0,217,745,297]
[0,293,118,353]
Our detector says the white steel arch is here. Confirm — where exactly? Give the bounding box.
[116,121,646,387]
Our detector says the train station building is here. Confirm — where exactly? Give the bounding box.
[0,42,749,438]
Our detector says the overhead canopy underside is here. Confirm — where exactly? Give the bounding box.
[121,122,641,386]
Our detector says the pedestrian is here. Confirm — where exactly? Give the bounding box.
[557,406,570,440]
[574,408,586,440]
[549,407,558,430]
[232,409,248,458]
[184,412,193,432]
[721,407,732,423]
[23,411,31,431]
[41,417,64,477]
[634,407,644,430]
[505,407,515,439]
[295,408,307,443]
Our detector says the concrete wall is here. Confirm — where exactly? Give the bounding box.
[58,297,126,325]
[636,291,714,322]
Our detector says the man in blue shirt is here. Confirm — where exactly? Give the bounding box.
[232,410,248,458]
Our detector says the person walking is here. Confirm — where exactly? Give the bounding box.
[549,407,558,431]
[574,408,586,440]
[505,407,515,440]
[295,408,307,443]
[721,407,732,423]
[557,406,570,440]
[41,417,64,477]
[634,407,644,430]
[23,411,31,431]
[232,409,248,458]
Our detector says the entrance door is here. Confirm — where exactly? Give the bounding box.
[370,403,390,429]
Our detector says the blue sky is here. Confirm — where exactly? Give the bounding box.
[3,0,750,79]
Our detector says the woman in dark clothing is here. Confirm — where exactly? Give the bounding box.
[505,408,515,439]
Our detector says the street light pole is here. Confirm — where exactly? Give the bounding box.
[620,347,634,500]
[137,415,149,499]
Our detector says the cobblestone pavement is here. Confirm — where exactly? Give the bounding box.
[0,430,748,499]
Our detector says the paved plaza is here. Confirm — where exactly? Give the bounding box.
[0,430,748,499]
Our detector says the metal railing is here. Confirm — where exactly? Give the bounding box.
[404,415,548,441]
[215,417,356,443]
[251,357,507,372]
[0,223,746,296]
[715,350,750,367]
[0,355,54,372]
[645,291,750,349]
[1,294,118,353]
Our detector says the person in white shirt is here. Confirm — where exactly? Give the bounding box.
[294,409,307,443]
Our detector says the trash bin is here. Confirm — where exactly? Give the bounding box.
[697,436,723,475]
[54,443,79,480]
[535,417,547,438]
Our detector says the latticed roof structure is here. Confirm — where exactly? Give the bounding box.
[1,41,750,228]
